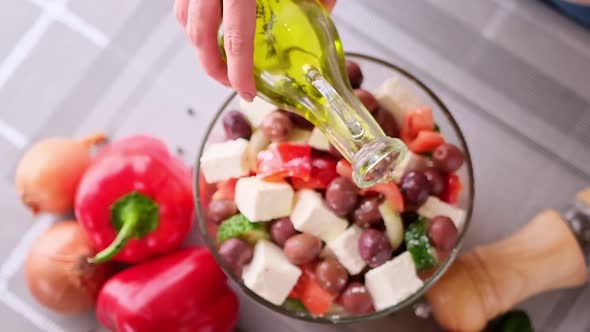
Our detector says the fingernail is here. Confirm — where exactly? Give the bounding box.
[243,92,254,102]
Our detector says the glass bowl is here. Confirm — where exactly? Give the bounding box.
[194,53,475,324]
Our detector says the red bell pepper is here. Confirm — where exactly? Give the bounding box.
[401,107,445,153]
[96,247,239,332]
[289,264,334,316]
[360,182,405,212]
[441,173,462,205]
[291,152,338,190]
[75,135,194,263]
[257,143,312,181]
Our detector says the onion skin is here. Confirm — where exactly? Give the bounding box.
[15,133,106,214]
[25,221,115,315]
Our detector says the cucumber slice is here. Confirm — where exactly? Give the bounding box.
[404,217,438,270]
[282,299,308,313]
[378,201,404,251]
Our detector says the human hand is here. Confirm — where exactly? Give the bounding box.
[175,0,337,101]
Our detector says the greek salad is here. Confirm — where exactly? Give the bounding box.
[199,60,467,317]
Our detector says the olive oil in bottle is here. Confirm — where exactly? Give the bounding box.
[219,0,407,188]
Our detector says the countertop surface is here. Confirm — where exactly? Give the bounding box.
[0,0,589,331]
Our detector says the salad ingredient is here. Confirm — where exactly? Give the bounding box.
[374,107,400,138]
[361,182,405,213]
[270,218,297,247]
[307,127,331,151]
[391,151,429,182]
[219,238,254,275]
[441,173,462,205]
[364,252,424,311]
[217,214,270,245]
[374,77,422,126]
[256,143,312,181]
[242,240,302,305]
[261,111,293,142]
[239,96,277,127]
[379,201,405,251]
[326,177,359,217]
[284,233,322,265]
[208,199,238,225]
[97,247,238,332]
[400,171,431,206]
[424,168,445,196]
[292,266,334,316]
[316,257,349,294]
[290,189,348,242]
[282,298,308,312]
[417,196,466,231]
[286,111,314,130]
[246,129,271,171]
[325,225,366,275]
[75,135,194,264]
[407,131,445,153]
[339,282,374,315]
[212,178,238,201]
[287,128,312,145]
[358,229,393,268]
[428,216,458,251]
[291,152,338,190]
[433,143,465,173]
[401,106,435,141]
[15,133,106,214]
[405,218,438,270]
[346,60,363,88]
[353,197,383,228]
[200,138,250,183]
[354,89,379,114]
[25,221,114,314]
[223,110,252,140]
[335,159,353,179]
[234,176,294,221]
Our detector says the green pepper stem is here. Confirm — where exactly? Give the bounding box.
[88,211,140,264]
[88,191,159,264]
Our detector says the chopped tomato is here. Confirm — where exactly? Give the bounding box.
[291,152,338,190]
[441,173,462,205]
[211,178,238,201]
[257,143,312,182]
[290,266,334,316]
[198,170,216,210]
[336,159,353,180]
[407,131,445,153]
[361,182,405,212]
[401,107,435,143]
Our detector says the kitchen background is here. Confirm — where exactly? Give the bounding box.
[0,0,589,331]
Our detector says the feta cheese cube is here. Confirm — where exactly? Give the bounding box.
[235,177,294,222]
[200,138,249,183]
[391,152,430,182]
[326,225,366,275]
[374,77,423,126]
[287,128,312,145]
[365,252,424,311]
[290,189,348,242]
[239,96,277,127]
[242,240,302,305]
[307,127,330,151]
[418,196,466,231]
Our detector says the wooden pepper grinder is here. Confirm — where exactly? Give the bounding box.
[425,189,590,332]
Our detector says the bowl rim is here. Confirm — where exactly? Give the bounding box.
[193,52,475,324]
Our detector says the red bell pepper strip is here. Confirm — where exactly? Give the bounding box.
[75,135,194,264]
[400,106,435,143]
[407,131,445,153]
[441,173,462,205]
[360,183,405,212]
[257,143,312,182]
[335,159,353,179]
[96,247,239,332]
[291,152,338,190]
[289,265,334,316]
